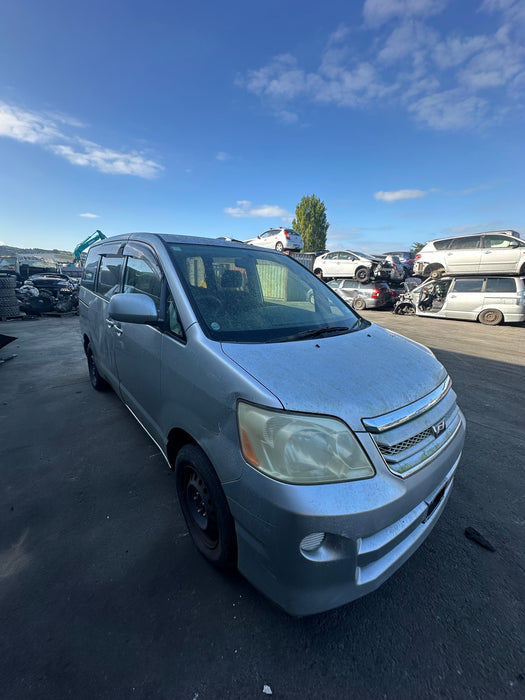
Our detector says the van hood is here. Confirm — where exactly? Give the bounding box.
[221,324,447,431]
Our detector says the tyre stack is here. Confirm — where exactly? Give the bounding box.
[0,276,21,320]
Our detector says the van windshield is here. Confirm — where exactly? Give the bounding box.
[166,242,367,342]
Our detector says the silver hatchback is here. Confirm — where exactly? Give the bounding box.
[79,233,465,615]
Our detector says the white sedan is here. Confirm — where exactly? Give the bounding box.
[313,250,379,281]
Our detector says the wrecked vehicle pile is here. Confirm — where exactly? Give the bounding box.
[16,274,79,315]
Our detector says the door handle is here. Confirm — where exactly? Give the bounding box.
[106,318,123,335]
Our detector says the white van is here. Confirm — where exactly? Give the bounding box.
[413,231,525,278]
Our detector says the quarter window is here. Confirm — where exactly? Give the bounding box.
[167,292,184,339]
[82,251,99,291]
[485,278,516,292]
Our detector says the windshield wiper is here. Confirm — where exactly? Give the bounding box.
[272,325,352,343]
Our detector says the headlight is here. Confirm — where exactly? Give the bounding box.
[237,401,375,484]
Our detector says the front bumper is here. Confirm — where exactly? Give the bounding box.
[224,410,465,615]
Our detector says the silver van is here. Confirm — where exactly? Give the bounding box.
[413,230,525,278]
[396,275,525,325]
[79,233,465,615]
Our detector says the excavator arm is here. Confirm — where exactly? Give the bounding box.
[73,230,106,261]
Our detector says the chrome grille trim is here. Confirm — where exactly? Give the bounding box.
[362,376,451,433]
[377,427,433,456]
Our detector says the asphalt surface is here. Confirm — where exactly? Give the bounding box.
[0,312,523,700]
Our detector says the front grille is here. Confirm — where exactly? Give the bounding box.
[362,378,462,477]
[378,428,433,456]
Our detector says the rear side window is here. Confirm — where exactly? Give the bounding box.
[81,250,99,290]
[96,256,124,299]
[453,278,484,292]
[485,278,516,292]
[449,236,481,250]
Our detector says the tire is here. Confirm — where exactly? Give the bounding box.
[313,268,323,278]
[355,267,370,282]
[86,343,109,391]
[0,276,16,289]
[0,303,20,317]
[175,444,237,569]
[275,242,284,252]
[352,297,366,311]
[430,267,445,279]
[394,303,416,315]
[0,288,16,298]
[478,309,503,326]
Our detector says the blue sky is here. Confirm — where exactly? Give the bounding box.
[0,0,524,253]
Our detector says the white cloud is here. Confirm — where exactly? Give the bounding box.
[375,189,429,202]
[216,151,232,161]
[237,1,525,131]
[53,140,163,178]
[224,201,293,219]
[408,89,488,130]
[0,100,163,178]
[363,0,449,27]
[0,102,61,144]
[79,212,99,218]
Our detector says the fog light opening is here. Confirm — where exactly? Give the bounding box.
[300,532,326,553]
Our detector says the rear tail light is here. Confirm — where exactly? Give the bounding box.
[391,290,398,297]
[415,254,421,259]
[284,230,291,239]
[408,259,414,264]
[371,288,379,298]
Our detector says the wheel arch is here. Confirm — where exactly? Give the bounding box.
[166,427,200,468]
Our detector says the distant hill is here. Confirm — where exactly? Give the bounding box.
[0,244,74,264]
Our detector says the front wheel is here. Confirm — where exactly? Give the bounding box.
[478,308,503,326]
[175,444,237,569]
[86,343,109,391]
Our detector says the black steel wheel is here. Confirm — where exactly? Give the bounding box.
[86,343,109,391]
[175,444,237,569]
[478,308,503,326]
[275,241,284,252]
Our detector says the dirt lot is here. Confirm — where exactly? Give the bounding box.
[0,313,523,700]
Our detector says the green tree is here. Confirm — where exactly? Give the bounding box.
[292,194,329,252]
[412,241,425,253]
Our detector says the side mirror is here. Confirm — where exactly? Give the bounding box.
[108,293,158,324]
